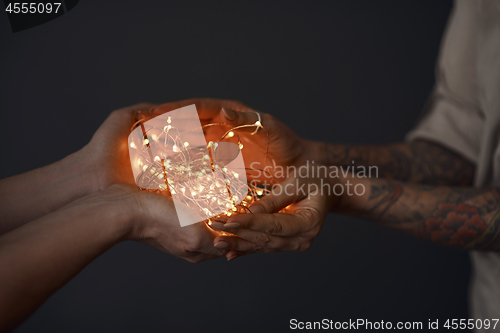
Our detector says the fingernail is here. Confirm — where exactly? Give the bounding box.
[249,205,263,214]
[209,222,226,231]
[227,255,238,261]
[224,222,240,229]
[214,241,229,249]
[222,107,236,120]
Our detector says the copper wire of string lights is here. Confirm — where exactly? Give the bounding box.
[129,106,274,226]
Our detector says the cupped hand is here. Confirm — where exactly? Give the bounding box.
[110,183,229,263]
[150,98,321,182]
[82,103,157,192]
[209,172,340,260]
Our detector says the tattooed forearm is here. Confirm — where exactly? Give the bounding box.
[343,178,500,251]
[325,140,475,186]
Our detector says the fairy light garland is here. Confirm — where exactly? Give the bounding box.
[129,107,273,226]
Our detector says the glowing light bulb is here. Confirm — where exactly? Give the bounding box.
[154,156,161,162]
[232,206,237,212]
[234,173,239,178]
[167,116,172,124]
[222,167,228,172]
[143,139,149,145]
[184,142,189,147]
[130,142,136,149]
[227,131,234,138]
[151,134,158,141]
[238,143,243,149]
[257,190,263,196]
[173,145,179,152]
[142,165,148,172]
[255,120,261,126]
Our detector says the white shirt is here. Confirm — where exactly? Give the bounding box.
[407,1,500,330]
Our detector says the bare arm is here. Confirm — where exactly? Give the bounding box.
[0,103,155,236]
[0,151,98,235]
[0,186,134,332]
[0,182,230,332]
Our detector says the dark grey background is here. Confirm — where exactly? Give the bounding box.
[0,1,469,332]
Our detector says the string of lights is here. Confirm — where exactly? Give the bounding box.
[129,107,274,227]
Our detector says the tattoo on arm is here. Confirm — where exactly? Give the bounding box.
[326,140,475,186]
[361,181,500,251]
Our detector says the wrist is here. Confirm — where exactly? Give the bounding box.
[302,140,328,165]
[77,144,106,194]
[93,185,141,241]
[334,175,367,213]
[37,147,100,203]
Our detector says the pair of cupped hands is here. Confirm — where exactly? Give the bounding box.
[83,98,339,263]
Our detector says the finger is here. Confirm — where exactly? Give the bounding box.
[225,211,311,237]
[226,250,252,261]
[220,107,261,130]
[118,102,156,114]
[247,177,305,214]
[225,228,300,251]
[151,98,253,120]
[184,253,223,264]
[213,235,272,253]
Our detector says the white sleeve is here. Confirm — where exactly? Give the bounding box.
[406,0,483,164]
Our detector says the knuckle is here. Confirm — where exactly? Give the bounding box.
[255,195,279,214]
[185,240,203,253]
[303,208,322,226]
[298,241,313,252]
[254,233,272,248]
[218,249,229,256]
[267,195,280,212]
[267,219,284,235]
